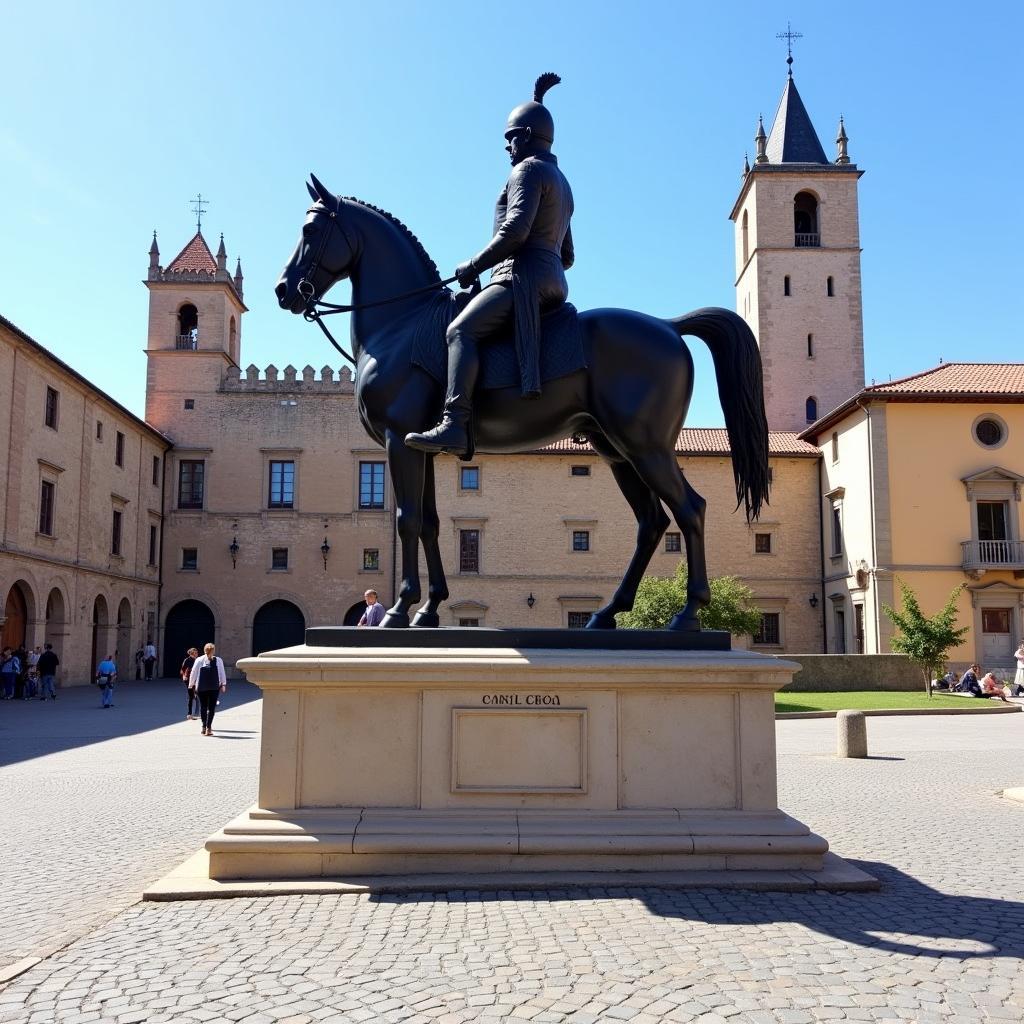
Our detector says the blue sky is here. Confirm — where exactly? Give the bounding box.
[2,1,1021,426]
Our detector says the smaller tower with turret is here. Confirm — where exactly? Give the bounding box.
[144,227,246,429]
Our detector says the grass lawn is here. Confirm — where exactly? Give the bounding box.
[775,690,1016,713]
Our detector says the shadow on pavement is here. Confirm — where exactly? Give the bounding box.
[0,677,261,767]
[368,861,1023,962]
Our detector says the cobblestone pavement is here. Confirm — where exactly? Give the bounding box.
[3,706,1024,1023]
[0,678,261,973]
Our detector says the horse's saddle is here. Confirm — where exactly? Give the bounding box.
[412,299,587,392]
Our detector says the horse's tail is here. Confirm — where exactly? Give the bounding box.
[669,307,770,521]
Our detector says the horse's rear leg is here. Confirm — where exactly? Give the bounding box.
[381,431,426,628]
[630,450,709,631]
[411,456,449,628]
[587,458,669,629]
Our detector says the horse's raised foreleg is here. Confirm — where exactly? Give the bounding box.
[630,451,709,631]
[411,455,449,628]
[587,458,669,629]
[381,430,426,628]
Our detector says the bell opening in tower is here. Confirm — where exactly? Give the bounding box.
[794,192,819,247]
[176,304,199,350]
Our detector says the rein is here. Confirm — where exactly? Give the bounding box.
[303,279,456,367]
[296,201,458,366]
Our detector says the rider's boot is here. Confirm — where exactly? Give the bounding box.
[405,336,478,460]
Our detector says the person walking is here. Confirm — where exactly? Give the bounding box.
[143,639,157,681]
[26,646,41,699]
[180,647,200,720]
[14,644,29,700]
[37,643,59,700]
[95,655,117,708]
[1,647,20,701]
[357,589,386,627]
[188,643,227,736]
[1012,642,1024,697]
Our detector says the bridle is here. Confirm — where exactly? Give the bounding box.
[297,203,457,366]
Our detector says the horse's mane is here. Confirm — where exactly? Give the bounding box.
[343,196,441,283]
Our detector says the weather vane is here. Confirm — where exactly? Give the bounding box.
[189,193,209,233]
[776,22,803,76]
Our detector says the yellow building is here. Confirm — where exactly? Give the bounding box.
[803,364,1024,670]
[0,315,170,684]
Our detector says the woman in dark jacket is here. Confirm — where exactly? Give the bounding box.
[180,647,199,720]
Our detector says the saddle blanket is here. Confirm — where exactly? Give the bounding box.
[413,300,587,392]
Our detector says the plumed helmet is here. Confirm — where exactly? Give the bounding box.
[505,73,561,144]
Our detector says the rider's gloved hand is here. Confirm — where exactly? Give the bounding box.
[454,260,479,289]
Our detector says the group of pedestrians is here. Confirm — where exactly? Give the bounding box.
[1,644,60,701]
[179,643,228,736]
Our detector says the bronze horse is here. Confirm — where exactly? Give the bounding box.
[276,176,769,630]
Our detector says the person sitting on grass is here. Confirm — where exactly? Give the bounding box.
[980,671,1010,703]
[955,664,981,695]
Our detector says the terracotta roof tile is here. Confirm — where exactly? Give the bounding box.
[166,232,217,273]
[865,362,1024,396]
[801,361,1024,440]
[538,429,818,457]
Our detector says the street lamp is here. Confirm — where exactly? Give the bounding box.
[321,536,331,571]
[229,536,239,569]
[808,593,819,609]
[526,592,536,609]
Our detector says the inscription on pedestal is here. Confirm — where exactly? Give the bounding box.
[481,693,562,706]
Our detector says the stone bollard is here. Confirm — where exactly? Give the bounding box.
[836,709,868,758]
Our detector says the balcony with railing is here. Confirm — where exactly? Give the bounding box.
[795,233,820,248]
[961,539,1024,573]
[175,333,199,350]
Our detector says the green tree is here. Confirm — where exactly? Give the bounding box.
[617,563,764,637]
[883,581,969,697]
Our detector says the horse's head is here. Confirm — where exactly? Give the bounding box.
[275,174,357,314]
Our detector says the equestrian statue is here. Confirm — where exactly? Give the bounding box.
[275,74,770,631]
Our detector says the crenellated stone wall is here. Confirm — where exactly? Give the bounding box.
[222,365,355,393]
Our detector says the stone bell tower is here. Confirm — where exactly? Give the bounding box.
[144,227,247,431]
[730,58,865,433]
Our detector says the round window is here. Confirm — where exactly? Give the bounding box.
[974,418,1004,447]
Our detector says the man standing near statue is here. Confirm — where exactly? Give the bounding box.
[406,73,575,460]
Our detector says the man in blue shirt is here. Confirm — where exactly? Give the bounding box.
[95,655,117,708]
[358,590,386,627]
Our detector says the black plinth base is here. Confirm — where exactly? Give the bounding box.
[304,626,731,652]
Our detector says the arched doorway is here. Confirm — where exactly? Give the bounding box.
[90,596,110,674]
[343,601,367,627]
[164,600,215,678]
[44,588,66,659]
[2,583,30,651]
[252,600,306,656]
[116,598,132,679]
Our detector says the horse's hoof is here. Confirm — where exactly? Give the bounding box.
[585,611,617,630]
[381,611,410,629]
[411,610,440,628]
[667,612,701,632]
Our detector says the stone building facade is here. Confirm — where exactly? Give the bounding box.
[0,315,170,686]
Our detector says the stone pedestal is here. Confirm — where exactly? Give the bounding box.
[154,641,877,894]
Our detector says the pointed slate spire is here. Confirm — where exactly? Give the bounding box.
[742,152,751,178]
[835,116,850,165]
[148,231,160,271]
[765,76,828,164]
[216,233,227,272]
[233,258,244,300]
[754,115,768,164]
